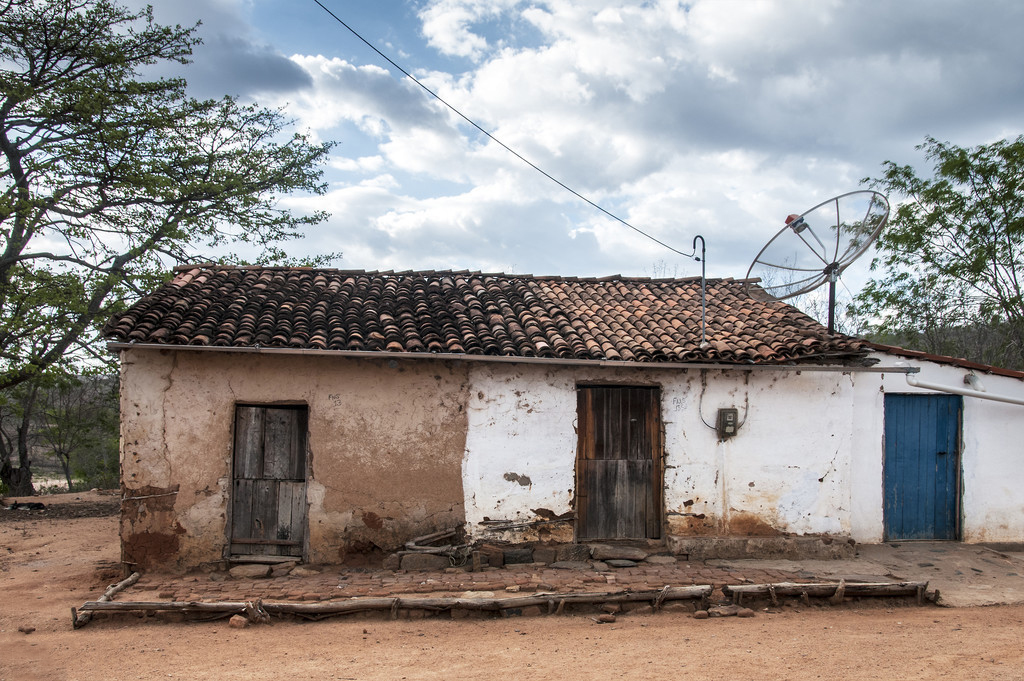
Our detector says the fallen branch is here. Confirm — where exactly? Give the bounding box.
[71,571,140,629]
[476,518,574,531]
[723,581,934,606]
[829,579,846,606]
[405,529,455,548]
[401,529,470,562]
[74,585,713,624]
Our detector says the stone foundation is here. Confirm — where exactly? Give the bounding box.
[389,536,857,571]
[668,535,856,561]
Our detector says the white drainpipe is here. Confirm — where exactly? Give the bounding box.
[898,363,1024,407]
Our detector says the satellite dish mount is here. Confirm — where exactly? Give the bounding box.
[745,190,890,333]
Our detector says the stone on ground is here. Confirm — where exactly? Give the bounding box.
[606,559,638,568]
[556,544,593,562]
[590,544,649,561]
[503,548,534,565]
[290,566,321,577]
[229,564,271,579]
[550,560,591,570]
[400,553,449,570]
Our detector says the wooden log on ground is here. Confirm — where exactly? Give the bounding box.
[722,581,929,602]
[404,530,457,551]
[76,585,713,622]
[829,579,846,605]
[72,572,141,629]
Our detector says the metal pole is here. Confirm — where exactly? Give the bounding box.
[828,275,836,334]
[824,263,839,334]
[693,235,706,345]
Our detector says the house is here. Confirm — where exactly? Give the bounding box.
[104,266,1024,572]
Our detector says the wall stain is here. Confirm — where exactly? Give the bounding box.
[361,511,384,530]
[530,508,573,521]
[503,472,532,486]
[121,483,185,569]
[727,511,785,537]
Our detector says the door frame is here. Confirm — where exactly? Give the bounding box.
[226,403,311,561]
[574,384,664,541]
[883,393,963,542]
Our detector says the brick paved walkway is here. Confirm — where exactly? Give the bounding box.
[123,559,815,606]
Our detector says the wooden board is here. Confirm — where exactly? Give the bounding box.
[233,407,265,479]
[230,406,308,558]
[578,459,653,538]
[576,386,662,540]
[263,408,306,480]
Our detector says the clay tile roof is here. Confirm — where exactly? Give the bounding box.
[103,266,869,365]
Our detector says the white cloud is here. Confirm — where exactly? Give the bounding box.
[205,0,1024,288]
[283,56,450,138]
[419,0,524,60]
[328,155,386,174]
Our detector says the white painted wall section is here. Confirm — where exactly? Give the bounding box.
[871,353,1024,543]
[663,370,854,537]
[462,364,578,541]
[463,354,1024,546]
[464,364,864,542]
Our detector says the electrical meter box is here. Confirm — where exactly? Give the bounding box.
[716,407,739,440]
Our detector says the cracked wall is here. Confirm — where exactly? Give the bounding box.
[119,349,469,570]
[461,359,1024,545]
[119,347,1024,569]
[462,364,860,543]
[860,354,1024,543]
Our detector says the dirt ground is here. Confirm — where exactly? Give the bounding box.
[2,493,1024,681]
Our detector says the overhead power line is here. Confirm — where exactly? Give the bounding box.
[310,0,698,261]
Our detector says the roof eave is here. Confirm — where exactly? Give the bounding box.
[106,341,912,373]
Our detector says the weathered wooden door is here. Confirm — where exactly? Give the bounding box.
[884,394,962,541]
[576,386,662,540]
[230,405,308,558]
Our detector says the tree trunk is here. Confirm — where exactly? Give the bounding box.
[1,461,34,496]
[1,383,39,496]
[57,450,74,492]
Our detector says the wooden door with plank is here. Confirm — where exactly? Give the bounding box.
[576,386,662,540]
[229,405,308,559]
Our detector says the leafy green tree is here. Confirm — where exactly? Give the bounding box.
[853,136,1024,368]
[0,0,334,393]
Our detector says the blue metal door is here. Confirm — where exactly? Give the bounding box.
[884,394,962,540]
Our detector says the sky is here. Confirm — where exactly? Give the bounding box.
[140,0,1024,303]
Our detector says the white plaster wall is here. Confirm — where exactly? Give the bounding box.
[463,356,1024,545]
[849,368,886,543]
[461,364,578,542]
[866,354,1024,543]
[661,369,855,537]
[463,364,862,542]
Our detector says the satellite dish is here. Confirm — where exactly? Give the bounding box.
[745,189,889,333]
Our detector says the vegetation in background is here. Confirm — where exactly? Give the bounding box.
[0,0,335,393]
[852,136,1024,369]
[39,375,120,490]
[1,375,119,495]
[1,0,337,492]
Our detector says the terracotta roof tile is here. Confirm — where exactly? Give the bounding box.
[103,266,869,365]
[865,342,1024,379]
